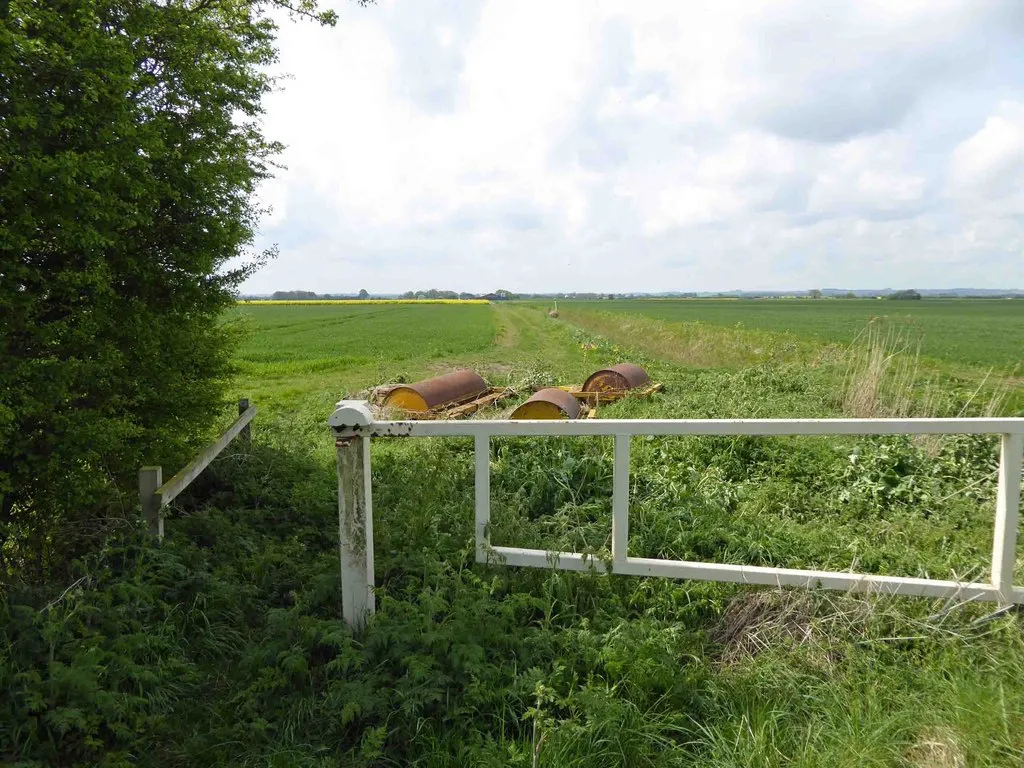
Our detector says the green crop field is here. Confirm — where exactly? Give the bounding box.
[233,303,495,379]
[563,298,1024,369]
[19,300,1023,766]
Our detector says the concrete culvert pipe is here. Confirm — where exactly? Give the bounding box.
[510,388,583,420]
[383,370,488,412]
[582,363,650,393]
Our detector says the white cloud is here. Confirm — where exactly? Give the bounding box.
[950,101,1024,195]
[242,0,1024,293]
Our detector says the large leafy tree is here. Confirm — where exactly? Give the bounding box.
[0,0,340,578]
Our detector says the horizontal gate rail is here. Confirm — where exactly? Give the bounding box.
[329,400,1024,629]
[328,415,1024,437]
[139,399,256,539]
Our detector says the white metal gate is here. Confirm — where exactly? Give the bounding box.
[329,400,1024,628]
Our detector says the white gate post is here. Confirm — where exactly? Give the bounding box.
[474,434,490,562]
[612,434,630,564]
[992,433,1024,604]
[330,401,375,629]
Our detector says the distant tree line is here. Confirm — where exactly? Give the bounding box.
[269,289,371,300]
[400,289,478,300]
[810,289,922,300]
[260,288,519,301]
[259,287,943,302]
[271,290,318,300]
[517,292,623,300]
[398,288,518,300]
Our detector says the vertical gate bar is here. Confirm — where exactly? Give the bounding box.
[992,433,1024,602]
[612,434,630,563]
[362,435,375,605]
[475,434,490,562]
[338,435,375,629]
[139,466,163,540]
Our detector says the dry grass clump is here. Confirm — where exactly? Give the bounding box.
[709,583,1006,670]
[904,728,967,768]
[842,318,1012,421]
[841,320,929,419]
[709,589,879,668]
[712,590,818,663]
[840,319,1011,455]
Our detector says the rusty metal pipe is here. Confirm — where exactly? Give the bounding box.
[582,363,650,393]
[383,370,488,412]
[510,388,583,420]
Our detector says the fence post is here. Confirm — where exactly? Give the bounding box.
[992,433,1023,603]
[474,435,490,562]
[330,400,375,629]
[139,466,163,540]
[238,399,251,446]
[612,435,630,564]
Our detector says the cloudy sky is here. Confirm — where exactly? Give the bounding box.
[243,0,1024,294]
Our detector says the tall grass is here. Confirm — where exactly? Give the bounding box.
[841,318,1011,427]
[570,297,1024,369]
[841,320,930,419]
[555,308,805,369]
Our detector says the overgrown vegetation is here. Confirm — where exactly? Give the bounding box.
[0,0,342,579]
[4,302,1022,765]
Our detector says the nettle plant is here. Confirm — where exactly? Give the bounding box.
[837,433,1000,511]
[839,436,932,508]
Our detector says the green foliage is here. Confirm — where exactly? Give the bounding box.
[4,301,1024,764]
[0,0,336,576]
[839,436,932,508]
[889,289,923,300]
[233,303,497,394]
[564,298,1024,368]
[272,290,320,300]
[4,421,1023,765]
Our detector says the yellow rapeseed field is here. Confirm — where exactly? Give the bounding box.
[236,299,489,306]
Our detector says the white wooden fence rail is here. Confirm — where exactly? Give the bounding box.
[139,399,256,539]
[329,400,1024,629]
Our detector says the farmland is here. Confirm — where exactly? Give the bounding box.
[232,303,496,396]
[562,298,1024,369]
[8,4,1024,765]
[237,298,490,305]
[11,299,1023,766]
[198,299,1024,765]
